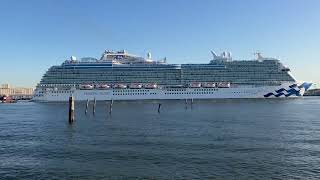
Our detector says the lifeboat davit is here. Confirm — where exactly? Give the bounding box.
[189,82,201,88]
[217,82,231,88]
[80,84,94,90]
[113,84,127,89]
[144,83,157,89]
[129,83,142,89]
[95,84,111,89]
[202,82,216,88]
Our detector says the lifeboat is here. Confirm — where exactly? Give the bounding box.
[95,84,111,89]
[80,84,94,90]
[217,82,231,88]
[144,83,157,89]
[113,84,127,89]
[129,83,142,89]
[202,82,216,88]
[189,82,201,88]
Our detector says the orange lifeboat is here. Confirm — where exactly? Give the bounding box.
[144,83,157,89]
[217,82,231,88]
[189,82,201,88]
[80,84,94,90]
[129,83,142,89]
[113,84,127,89]
[95,84,111,89]
[202,82,216,88]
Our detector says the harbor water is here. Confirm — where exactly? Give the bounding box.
[0,98,320,179]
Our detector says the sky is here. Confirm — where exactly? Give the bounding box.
[0,0,319,88]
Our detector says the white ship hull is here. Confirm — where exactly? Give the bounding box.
[32,82,312,102]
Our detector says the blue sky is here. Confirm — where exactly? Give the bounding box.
[0,0,319,87]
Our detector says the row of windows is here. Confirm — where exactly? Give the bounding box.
[51,91,72,93]
[49,68,280,75]
[165,92,217,95]
[34,94,44,97]
[41,79,292,85]
[47,70,283,76]
[113,89,150,92]
[44,72,292,78]
[37,90,254,97]
[113,93,149,96]
[43,74,292,79]
[166,89,217,92]
[194,89,218,91]
[164,91,250,95]
[93,91,253,96]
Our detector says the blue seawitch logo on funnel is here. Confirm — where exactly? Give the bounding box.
[264,82,312,97]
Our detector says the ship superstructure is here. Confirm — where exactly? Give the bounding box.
[33,50,311,101]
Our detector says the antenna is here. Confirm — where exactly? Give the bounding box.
[254,52,263,59]
[211,51,218,60]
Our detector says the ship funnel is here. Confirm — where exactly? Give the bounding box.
[147,52,152,59]
[70,56,77,61]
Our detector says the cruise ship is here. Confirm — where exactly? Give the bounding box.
[32,50,312,102]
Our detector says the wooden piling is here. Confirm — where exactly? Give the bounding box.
[93,98,96,115]
[109,100,113,114]
[69,96,75,123]
[185,99,188,109]
[191,98,193,109]
[85,99,89,114]
[158,103,162,113]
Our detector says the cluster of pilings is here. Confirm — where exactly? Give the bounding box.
[69,96,114,124]
[184,98,194,110]
[68,96,194,124]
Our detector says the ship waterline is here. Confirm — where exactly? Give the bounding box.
[32,50,311,101]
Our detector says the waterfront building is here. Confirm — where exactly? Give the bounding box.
[0,84,34,96]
